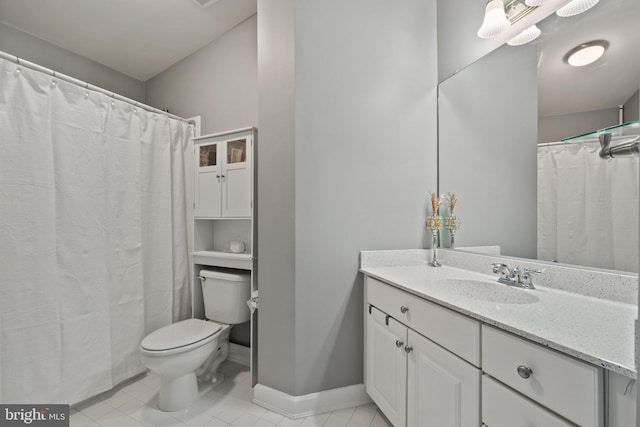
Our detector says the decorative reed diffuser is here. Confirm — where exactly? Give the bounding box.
[426,192,442,267]
[444,192,461,248]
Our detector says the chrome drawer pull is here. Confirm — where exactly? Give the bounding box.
[517,365,533,379]
[400,306,409,314]
[395,340,404,348]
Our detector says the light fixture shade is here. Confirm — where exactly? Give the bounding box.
[525,0,546,6]
[507,25,542,46]
[556,0,600,17]
[563,40,608,66]
[477,0,511,39]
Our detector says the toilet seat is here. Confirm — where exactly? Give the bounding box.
[141,318,222,356]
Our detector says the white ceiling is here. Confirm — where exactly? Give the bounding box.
[0,0,257,81]
[536,0,640,117]
[0,0,636,117]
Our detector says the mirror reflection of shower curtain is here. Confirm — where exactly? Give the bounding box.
[0,57,192,404]
[538,142,639,273]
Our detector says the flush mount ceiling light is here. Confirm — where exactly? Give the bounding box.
[524,0,546,5]
[507,24,541,46]
[556,0,600,17]
[478,0,512,39]
[563,40,608,66]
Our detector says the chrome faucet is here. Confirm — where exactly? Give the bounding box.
[491,263,543,289]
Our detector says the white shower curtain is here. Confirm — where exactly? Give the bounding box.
[538,141,639,272]
[0,57,192,404]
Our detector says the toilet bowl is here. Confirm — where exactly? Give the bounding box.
[140,269,251,412]
[140,318,230,411]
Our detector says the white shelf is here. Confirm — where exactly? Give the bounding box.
[192,250,253,270]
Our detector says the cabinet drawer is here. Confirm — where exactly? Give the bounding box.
[366,277,480,366]
[482,375,573,427]
[482,326,603,427]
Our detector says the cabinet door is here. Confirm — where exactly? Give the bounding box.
[366,306,407,427]
[195,142,222,217]
[222,137,252,217]
[407,329,480,427]
[607,371,637,427]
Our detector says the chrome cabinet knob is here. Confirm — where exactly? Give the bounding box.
[404,346,413,354]
[400,306,409,314]
[517,365,533,379]
[395,340,404,348]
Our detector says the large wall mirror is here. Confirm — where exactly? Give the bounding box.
[438,0,640,274]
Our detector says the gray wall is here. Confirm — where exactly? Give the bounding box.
[539,108,620,143]
[256,0,297,395]
[257,0,438,396]
[145,16,257,135]
[439,44,538,259]
[624,90,639,122]
[0,21,145,102]
[437,0,503,81]
[145,15,257,347]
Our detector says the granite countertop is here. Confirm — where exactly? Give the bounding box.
[361,263,637,378]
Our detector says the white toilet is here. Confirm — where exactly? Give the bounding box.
[140,269,251,412]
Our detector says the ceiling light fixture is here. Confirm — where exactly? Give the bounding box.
[507,24,541,46]
[556,0,600,17]
[477,0,512,39]
[563,40,608,66]
[524,0,546,6]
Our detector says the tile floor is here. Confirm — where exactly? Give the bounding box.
[70,361,392,427]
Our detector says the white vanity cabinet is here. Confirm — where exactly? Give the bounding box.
[366,306,407,427]
[482,375,573,427]
[607,371,637,427]
[482,326,603,427]
[365,277,481,427]
[363,275,631,427]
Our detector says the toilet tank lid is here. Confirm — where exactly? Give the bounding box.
[200,269,250,282]
[141,318,221,351]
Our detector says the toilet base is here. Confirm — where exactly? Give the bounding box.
[159,373,199,412]
[158,372,226,412]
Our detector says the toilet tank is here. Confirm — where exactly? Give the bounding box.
[199,269,251,324]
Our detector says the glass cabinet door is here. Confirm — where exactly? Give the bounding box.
[200,144,218,167]
[227,139,247,164]
[196,143,222,217]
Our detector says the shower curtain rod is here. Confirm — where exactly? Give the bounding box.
[0,50,195,126]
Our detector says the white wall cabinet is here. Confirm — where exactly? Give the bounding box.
[195,129,253,218]
[191,127,257,272]
[191,127,258,386]
[365,280,480,427]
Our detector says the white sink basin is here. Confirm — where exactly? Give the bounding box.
[437,278,540,305]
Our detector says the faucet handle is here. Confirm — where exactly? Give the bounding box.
[521,268,545,288]
[490,262,508,273]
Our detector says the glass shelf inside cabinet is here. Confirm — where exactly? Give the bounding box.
[561,121,640,144]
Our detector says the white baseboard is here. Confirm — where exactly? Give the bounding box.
[227,343,250,367]
[252,383,372,419]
